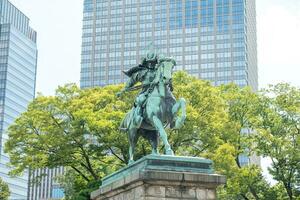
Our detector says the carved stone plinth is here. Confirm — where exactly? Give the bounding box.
[91,155,226,200]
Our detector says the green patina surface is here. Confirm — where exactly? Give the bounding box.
[117,48,187,164]
[101,155,214,187]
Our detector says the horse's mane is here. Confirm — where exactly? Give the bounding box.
[158,57,176,66]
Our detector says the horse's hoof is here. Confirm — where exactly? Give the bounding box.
[175,117,185,129]
[165,149,174,156]
[128,160,134,165]
[174,123,182,130]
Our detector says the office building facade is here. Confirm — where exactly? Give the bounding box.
[28,167,65,200]
[0,0,38,199]
[80,0,257,92]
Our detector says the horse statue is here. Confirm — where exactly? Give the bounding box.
[118,56,186,164]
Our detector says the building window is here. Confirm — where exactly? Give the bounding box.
[52,186,65,199]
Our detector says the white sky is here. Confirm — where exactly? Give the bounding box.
[9,0,300,184]
[10,0,83,95]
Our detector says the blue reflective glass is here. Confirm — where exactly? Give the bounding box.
[201,9,207,16]
[0,1,37,199]
[192,9,198,16]
[223,6,230,15]
[52,188,65,198]
[84,3,93,12]
[224,0,230,5]
[216,0,222,6]
[191,0,198,7]
[201,0,207,7]
[208,8,213,16]
[233,0,244,4]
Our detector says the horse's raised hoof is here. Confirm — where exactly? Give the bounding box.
[175,117,185,129]
[165,149,174,156]
[128,159,134,165]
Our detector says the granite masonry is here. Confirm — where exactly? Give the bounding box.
[91,155,226,200]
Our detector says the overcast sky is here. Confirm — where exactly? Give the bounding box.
[9,0,300,183]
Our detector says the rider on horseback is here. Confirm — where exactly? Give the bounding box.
[117,50,161,128]
[117,48,186,162]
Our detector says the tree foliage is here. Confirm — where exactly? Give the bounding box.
[168,72,227,155]
[5,84,130,200]
[0,177,10,200]
[4,72,300,199]
[206,84,272,200]
[254,83,300,200]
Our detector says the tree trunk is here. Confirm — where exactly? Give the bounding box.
[284,182,293,200]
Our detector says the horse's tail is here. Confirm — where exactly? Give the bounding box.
[119,114,129,132]
[119,120,127,132]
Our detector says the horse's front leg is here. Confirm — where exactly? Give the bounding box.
[152,115,174,155]
[171,98,186,129]
[128,128,139,164]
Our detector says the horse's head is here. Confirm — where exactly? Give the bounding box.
[157,57,176,84]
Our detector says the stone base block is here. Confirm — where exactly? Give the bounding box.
[91,155,226,200]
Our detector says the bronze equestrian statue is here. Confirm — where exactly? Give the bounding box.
[117,50,186,164]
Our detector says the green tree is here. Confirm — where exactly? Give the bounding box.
[4,84,130,199]
[206,84,274,200]
[4,81,159,199]
[5,72,228,198]
[0,177,10,200]
[4,72,299,199]
[170,73,276,199]
[254,83,300,200]
[169,71,227,155]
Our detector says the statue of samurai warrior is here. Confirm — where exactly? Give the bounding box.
[117,50,175,129]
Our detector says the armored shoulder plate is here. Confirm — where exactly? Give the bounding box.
[123,65,145,77]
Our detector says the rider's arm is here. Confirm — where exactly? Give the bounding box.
[124,73,138,91]
[117,73,139,96]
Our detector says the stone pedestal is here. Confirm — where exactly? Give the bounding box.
[91,155,226,200]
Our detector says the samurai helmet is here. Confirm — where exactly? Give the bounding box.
[145,50,158,62]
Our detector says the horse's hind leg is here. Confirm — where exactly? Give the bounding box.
[145,130,159,155]
[152,116,174,155]
[128,128,138,164]
[150,130,159,155]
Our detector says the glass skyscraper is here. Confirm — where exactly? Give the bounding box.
[80,0,257,92]
[0,0,38,199]
[28,167,65,200]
